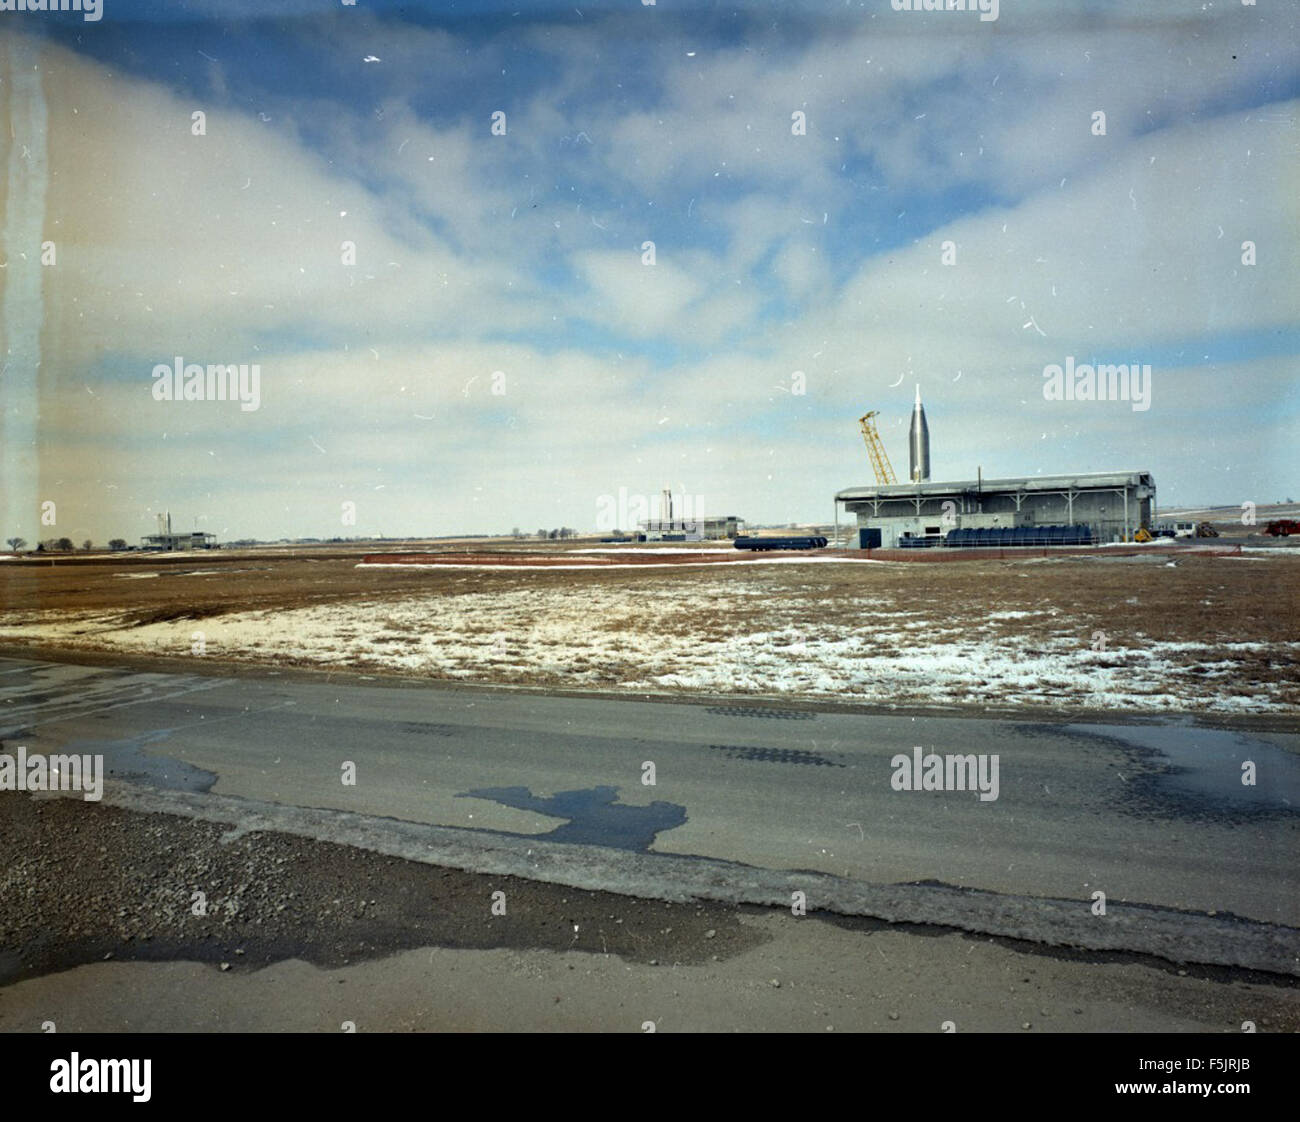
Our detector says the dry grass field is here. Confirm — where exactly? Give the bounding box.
[2,544,1297,715]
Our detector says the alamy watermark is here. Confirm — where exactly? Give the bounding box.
[0,747,104,801]
[889,0,998,22]
[50,1054,151,1102]
[152,357,261,412]
[891,746,999,802]
[596,487,706,534]
[0,0,102,21]
[1042,356,1151,412]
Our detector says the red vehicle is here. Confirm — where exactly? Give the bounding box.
[1264,519,1300,537]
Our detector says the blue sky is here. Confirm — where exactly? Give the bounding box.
[2,0,1297,544]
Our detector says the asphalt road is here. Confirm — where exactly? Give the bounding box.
[2,655,1296,927]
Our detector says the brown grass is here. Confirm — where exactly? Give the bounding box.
[2,547,1297,703]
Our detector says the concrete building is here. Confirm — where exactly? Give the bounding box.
[835,470,1157,548]
[140,512,217,551]
[140,530,217,551]
[639,514,746,541]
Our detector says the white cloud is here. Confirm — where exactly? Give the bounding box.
[3,4,1296,544]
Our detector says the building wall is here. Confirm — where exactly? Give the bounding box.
[844,478,1154,547]
[141,534,217,551]
[639,516,744,540]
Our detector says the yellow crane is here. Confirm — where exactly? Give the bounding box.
[858,410,898,485]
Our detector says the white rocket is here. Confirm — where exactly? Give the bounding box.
[909,385,930,482]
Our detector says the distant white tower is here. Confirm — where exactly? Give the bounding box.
[661,485,674,527]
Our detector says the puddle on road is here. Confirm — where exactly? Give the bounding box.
[60,728,217,793]
[457,785,687,851]
[1068,723,1298,812]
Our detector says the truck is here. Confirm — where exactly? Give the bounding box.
[1264,519,1300,537]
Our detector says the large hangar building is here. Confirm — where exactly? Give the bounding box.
[835,470,1157,549]
[836,388,1155,547]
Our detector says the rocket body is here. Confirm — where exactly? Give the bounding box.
[909,385,931,482]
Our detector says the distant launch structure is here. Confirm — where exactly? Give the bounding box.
[837,384,1156,548]
[857,411,898,485]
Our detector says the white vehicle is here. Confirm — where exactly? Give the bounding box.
[1172,521,1197,538]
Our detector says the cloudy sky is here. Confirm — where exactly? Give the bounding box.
[2,0,1297,545]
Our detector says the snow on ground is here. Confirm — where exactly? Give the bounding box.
[358,556,889,570]
[2,578,1294,713]
[565,547,735,554]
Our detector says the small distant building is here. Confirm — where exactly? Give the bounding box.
[140,512,216,551]
[639,515,745,541]
[636,487,744,540]
[140,530,217,551]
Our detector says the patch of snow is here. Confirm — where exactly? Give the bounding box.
[3,582,1294,715]
[357,557,890,571]
[566,547,735,554]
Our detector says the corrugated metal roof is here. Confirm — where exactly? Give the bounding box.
[836,470,1154,502]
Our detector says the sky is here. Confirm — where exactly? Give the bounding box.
[1,0,1297,546]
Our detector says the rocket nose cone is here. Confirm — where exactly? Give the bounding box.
[915,384,921,406]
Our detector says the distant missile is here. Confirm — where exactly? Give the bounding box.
[909,385,930,482]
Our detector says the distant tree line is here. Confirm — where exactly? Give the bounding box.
[5,529,587,553]
[4,537,129,553]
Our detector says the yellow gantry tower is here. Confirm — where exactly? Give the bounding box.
[858,410,898,485]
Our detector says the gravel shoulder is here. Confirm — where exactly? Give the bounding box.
[2,791,1296,1033]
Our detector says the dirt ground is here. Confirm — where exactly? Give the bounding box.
[1,544,1297,713]
[3,544,1293,642]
